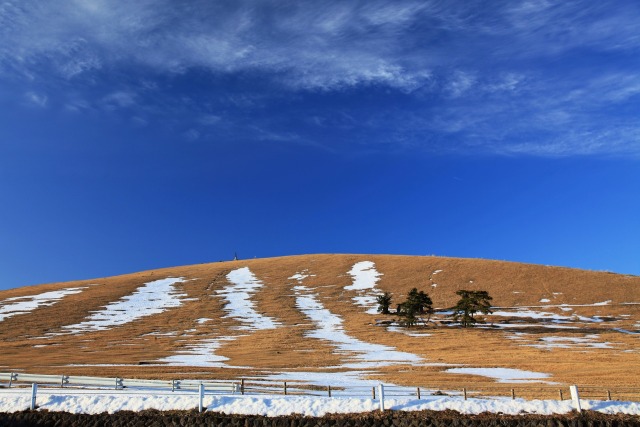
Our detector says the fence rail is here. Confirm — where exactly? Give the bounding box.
[0,372,238,394]
[1,372,639,407]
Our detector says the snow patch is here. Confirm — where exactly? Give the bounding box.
[613,328,640,335]
[345,261,383,315]
[594,300,612,306]
[387,326,432,337]
[158,337,236,367]
[58,279,186,334]
[446,367,551,384]
[289,271,315,282]
[492,309,603,323]
[506,333,615,350]
[294,278,420,369]
[529,336,614,350]
[0,287,87,322]
[160,267,278,366]
[218,267,280,331]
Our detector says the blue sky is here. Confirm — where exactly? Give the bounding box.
[1,0,639,290]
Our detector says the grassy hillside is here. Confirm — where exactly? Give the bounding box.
[1,254,638,391]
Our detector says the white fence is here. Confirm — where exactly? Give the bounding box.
[1,372,241,412]
[0,372,239,393]
[2,372,638,413]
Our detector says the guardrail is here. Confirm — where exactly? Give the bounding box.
[2,372,638,413]
[224,379,640,403]
[0,372,239,394]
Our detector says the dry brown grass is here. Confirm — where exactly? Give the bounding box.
[1,254,638,390]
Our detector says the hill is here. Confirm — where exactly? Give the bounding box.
[0,254,638,391]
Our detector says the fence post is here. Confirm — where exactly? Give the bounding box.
[284,381,287,396]
[241,379,245,395]
[198,383,205,413]
[9,373,15,388]
[327,385,332,397]
[569,386,582,413]
[463,388,467,401]
[30,383,38,410]
[511,389,515,400]
[607,390,611,401]
[378,384,385,412]
[559,389,563,400]
[417,387,421,400]
[372,387,376,399]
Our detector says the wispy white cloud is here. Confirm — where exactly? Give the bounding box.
[445,71,477,98]
[24,91,48,108]
[501,1,640,55]
[498,127,640,157]
[3,1,638,88]
[2,0,640,157]
[102,91,137,109]
[0,0,437,91]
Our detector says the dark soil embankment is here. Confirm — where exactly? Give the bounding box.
[1,410,639,427]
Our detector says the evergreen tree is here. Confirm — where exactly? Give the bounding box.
[451,290,493,327]
[376,292,393,314]
[398,288,433,327]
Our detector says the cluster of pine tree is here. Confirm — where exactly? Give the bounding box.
[376,289,493,328]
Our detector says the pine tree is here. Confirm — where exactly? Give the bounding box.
[398,288,433,327]
[451,290,493,327]
[376,292,393,315]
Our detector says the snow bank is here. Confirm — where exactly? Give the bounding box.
[58,278,187,334]
[0,389,638,416]
[0,287,87,322]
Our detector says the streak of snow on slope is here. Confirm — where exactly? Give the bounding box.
[614,328,640,335]
[506,333,614,350]
[1,389,639,415]
[0,287,87,322]
[160,268,281,367]
[293,277,421,369]
[344,261,383,315]
[529,336,613,350]
[218,267,280,331]
[493,323,578,330]
[387,326,432,337]
[446,367,552,384]
[289,271,315,282]
[59,278,186,334]
[491,309,603,323]
[158,337,236,368]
